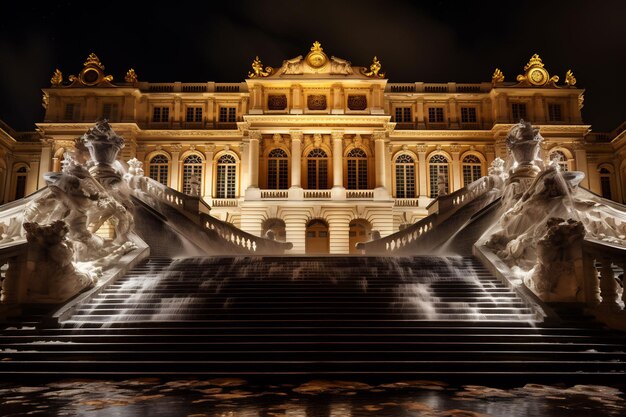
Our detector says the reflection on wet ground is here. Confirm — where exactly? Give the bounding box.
[1,378,624,417]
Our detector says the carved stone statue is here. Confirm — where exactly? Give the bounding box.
[281,55,304,75]
[526,218,585,301]
[330,56,353,75]
[189,173,201,197]
[437,173,448,197]
[21,220,96,303]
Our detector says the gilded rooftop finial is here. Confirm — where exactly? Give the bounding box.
[311,41,323,52]
[516,53,558,87]
[363,56,385,78]
[565,69,577,87]
[125,68,138,83]
[492,68,504,85]
[50,69,63,87]
[248,56,273,78]
[84,53,105,70]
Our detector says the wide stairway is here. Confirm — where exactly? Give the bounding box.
[1,256,625,381]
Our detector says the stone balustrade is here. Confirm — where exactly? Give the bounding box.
[582,238,626,312]
[358,176,495,254]
[132,176,291,254]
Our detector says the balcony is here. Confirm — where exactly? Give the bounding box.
[210,198,239,208]
[346,190,374,199]
[260,190,288,199]
[394,198,421,207]
[303,190,331,199]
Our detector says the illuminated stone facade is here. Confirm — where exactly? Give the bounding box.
[2,45,625,253]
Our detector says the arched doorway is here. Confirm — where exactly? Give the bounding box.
[305,219,329,254]
[261,218,286,242]
[349,219,372,254]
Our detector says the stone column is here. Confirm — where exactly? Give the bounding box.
[38,140,53,189]
[327,210,352,254]
[331,131,345,199]
[203,145,215,198]
[170,145,181,190]
[417,144,428,202]
[574,141,589,188]
[289,130,303,199]
[416,98,425,128]
[26,160,39,195]
[485,145,496,166]
[451,145,461,191]
[284,210,308,254]
[533,94,546,124]
[245,130,261,199]
[448,98,459,128]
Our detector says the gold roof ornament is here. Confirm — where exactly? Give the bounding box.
[305,41,329,68]
[565,69,577,87]
[50,69,63,87]
[516,53,559,87]
[125,68,138,83]
[248,56,273,78]
[363,56,385,78]
[68,53,114,87]
[492,68,504,85]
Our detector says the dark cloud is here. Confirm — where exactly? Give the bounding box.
[0,0,625,131]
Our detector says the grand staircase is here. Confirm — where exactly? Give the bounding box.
[1,256,625,381]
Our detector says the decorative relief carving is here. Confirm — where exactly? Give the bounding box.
[450,144,461,153]
[248,130,262,140]
[331,131,344,141]
[347,95,367,110]
[267,94,287,110]
[307,95,327,110]
[313,133,323,147]
[273,133,282,144]
[289,130,303,141]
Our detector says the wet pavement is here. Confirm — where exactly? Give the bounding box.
[0,378,624,416]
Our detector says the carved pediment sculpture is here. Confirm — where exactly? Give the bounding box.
[516,54,559,88]
[68,53,114,87]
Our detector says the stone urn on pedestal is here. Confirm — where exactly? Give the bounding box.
[506,120,544,184]
[81,120,125,185]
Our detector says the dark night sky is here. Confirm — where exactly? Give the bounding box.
[1,0,625,133]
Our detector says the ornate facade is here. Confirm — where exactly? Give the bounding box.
[2,44,625,253]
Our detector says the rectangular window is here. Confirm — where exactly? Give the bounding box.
[394,107,412,122]
[102,103,119,121]
[63,103,80,121]
[152,107,170,122]
[428,107,444,123]
[219,107,237,123]
[548,103,562,122]
[186,107,203,122]
[511,103,527,121]
[460,107,477,123]
[600,176,612,199]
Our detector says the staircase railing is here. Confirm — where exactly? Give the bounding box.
[357,176,495,254]
[581,238,625,311]
[0,241,28,308]
[130,175,292,254]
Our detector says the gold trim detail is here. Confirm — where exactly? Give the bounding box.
[248,56,273,78]
[363,56,385,78]
[125,68,138,83]
[515,54,559,87]
[565,69,577,87]
[492,68,504,85]
[50,69,63,87]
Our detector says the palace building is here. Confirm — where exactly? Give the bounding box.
[1,42,625,254]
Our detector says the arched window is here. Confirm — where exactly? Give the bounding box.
[429,154,449,198]
[148,154,169,186]
[599,167,613,199]
[14,166,28,200]
[346,148,368,190]
[216,154,237,198]
[550,150,568,172]
[395,154,416,198]
[462,155,483,186]
[182,154,203,195]
[267,148,288,190]
[306,148,328,189]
